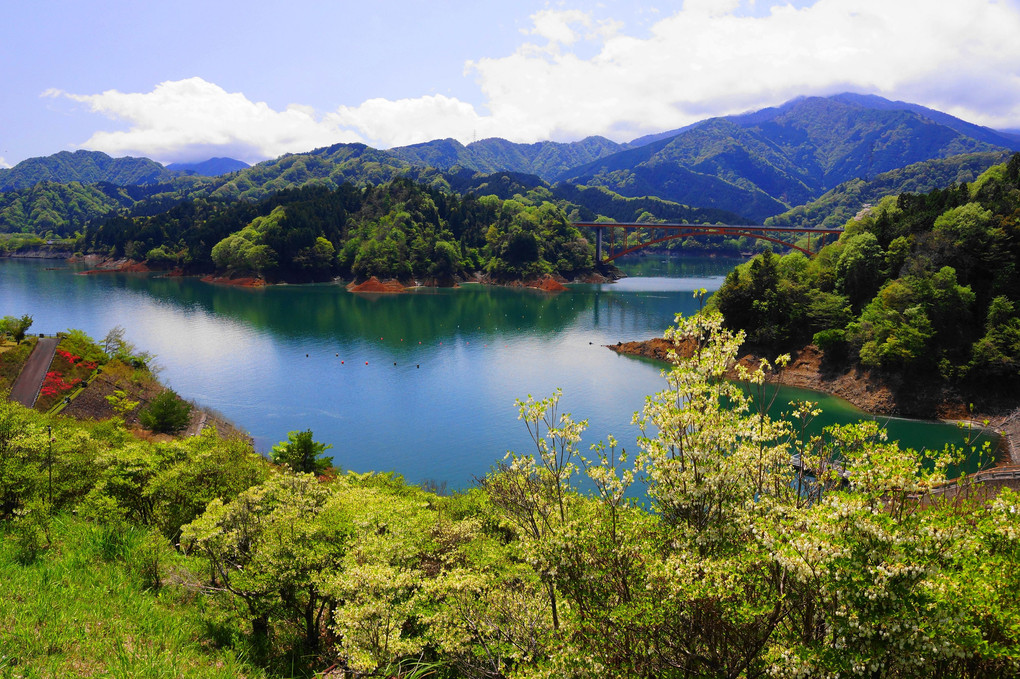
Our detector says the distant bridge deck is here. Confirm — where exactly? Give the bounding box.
[573,222,845,260]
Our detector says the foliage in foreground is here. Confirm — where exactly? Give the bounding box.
[1,313,1019,678]
[0,515,269,679]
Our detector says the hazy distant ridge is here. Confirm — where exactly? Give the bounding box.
[165,157,250,176]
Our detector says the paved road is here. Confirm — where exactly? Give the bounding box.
[9,337,59,407]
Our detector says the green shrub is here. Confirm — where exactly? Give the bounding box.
[813,327,847,352]
[11,499,51,564]
[138,391,192,435]
[270,429,332,474]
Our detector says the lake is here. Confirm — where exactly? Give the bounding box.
[0,256,994,487]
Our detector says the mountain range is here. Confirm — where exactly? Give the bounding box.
[2,93,1018,229]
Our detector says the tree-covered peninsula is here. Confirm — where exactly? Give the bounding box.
[2,315,1019,677]
[711,153,1020,402]
[79,178,606,284]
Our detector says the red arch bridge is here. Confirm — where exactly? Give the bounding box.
[573,222,845,262]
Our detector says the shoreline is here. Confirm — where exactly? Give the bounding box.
[609,337,1020,466]
[60,255,620,291]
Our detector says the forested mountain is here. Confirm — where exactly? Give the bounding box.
[826,93,1020,149]
[5,93,1019,236]
[766,151,1012,228]
[712,154,1020,395]
[204,137,627,204]
[0,154,741,240]
[423,168,744,224]
[0,150,178,191]
[390,135,625,177]
[205,143,413,202]
[564,95,1019,222]
[0,177,214,236]
[0,182,132,235]
[629,93,1020,154]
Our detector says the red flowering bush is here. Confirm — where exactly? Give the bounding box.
[35,343,100,411]
[39,371,81,398]
[56,349,97,372]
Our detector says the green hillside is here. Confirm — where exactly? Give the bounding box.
[0,150,178,191]
[4,94,1019,240]
[713,153,1020,396]
[566,96,1012,222]
[767,151,1012,228]
[390,135,625,177]
[80,178,603,283]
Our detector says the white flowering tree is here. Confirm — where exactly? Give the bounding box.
[482,310,1019,678]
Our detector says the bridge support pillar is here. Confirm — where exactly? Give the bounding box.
[595,226,603,263]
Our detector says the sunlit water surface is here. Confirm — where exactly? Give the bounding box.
[1,256,991,487]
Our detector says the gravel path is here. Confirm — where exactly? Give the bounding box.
[9,337,59,407]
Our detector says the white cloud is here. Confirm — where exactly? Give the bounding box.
[0,157,11,169]
[527,8,620,48]
[529,9,588,45]
[327,95,499,148]
[50,78,367,164]
[466,0,1020,141]
[47,1,1020,163]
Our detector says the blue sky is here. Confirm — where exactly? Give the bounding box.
[3,0,1020,167]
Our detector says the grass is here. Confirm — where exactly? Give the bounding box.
[0,338,37,392]
[0,515,270,679]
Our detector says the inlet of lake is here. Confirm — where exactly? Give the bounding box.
[1,256,996,487]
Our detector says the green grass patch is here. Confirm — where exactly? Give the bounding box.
[0,514,269,679]
[0,338,37,392]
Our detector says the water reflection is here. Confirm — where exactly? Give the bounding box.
[1,256,991,487]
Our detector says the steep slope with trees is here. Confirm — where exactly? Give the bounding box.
[566,96,1016,222]
[766,151,1012,228]
[0,178,212,236]
[711,154,1020,404]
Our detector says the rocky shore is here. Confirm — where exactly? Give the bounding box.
[609,337,1020,465]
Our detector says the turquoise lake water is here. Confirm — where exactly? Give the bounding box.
[1,256,994,487]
